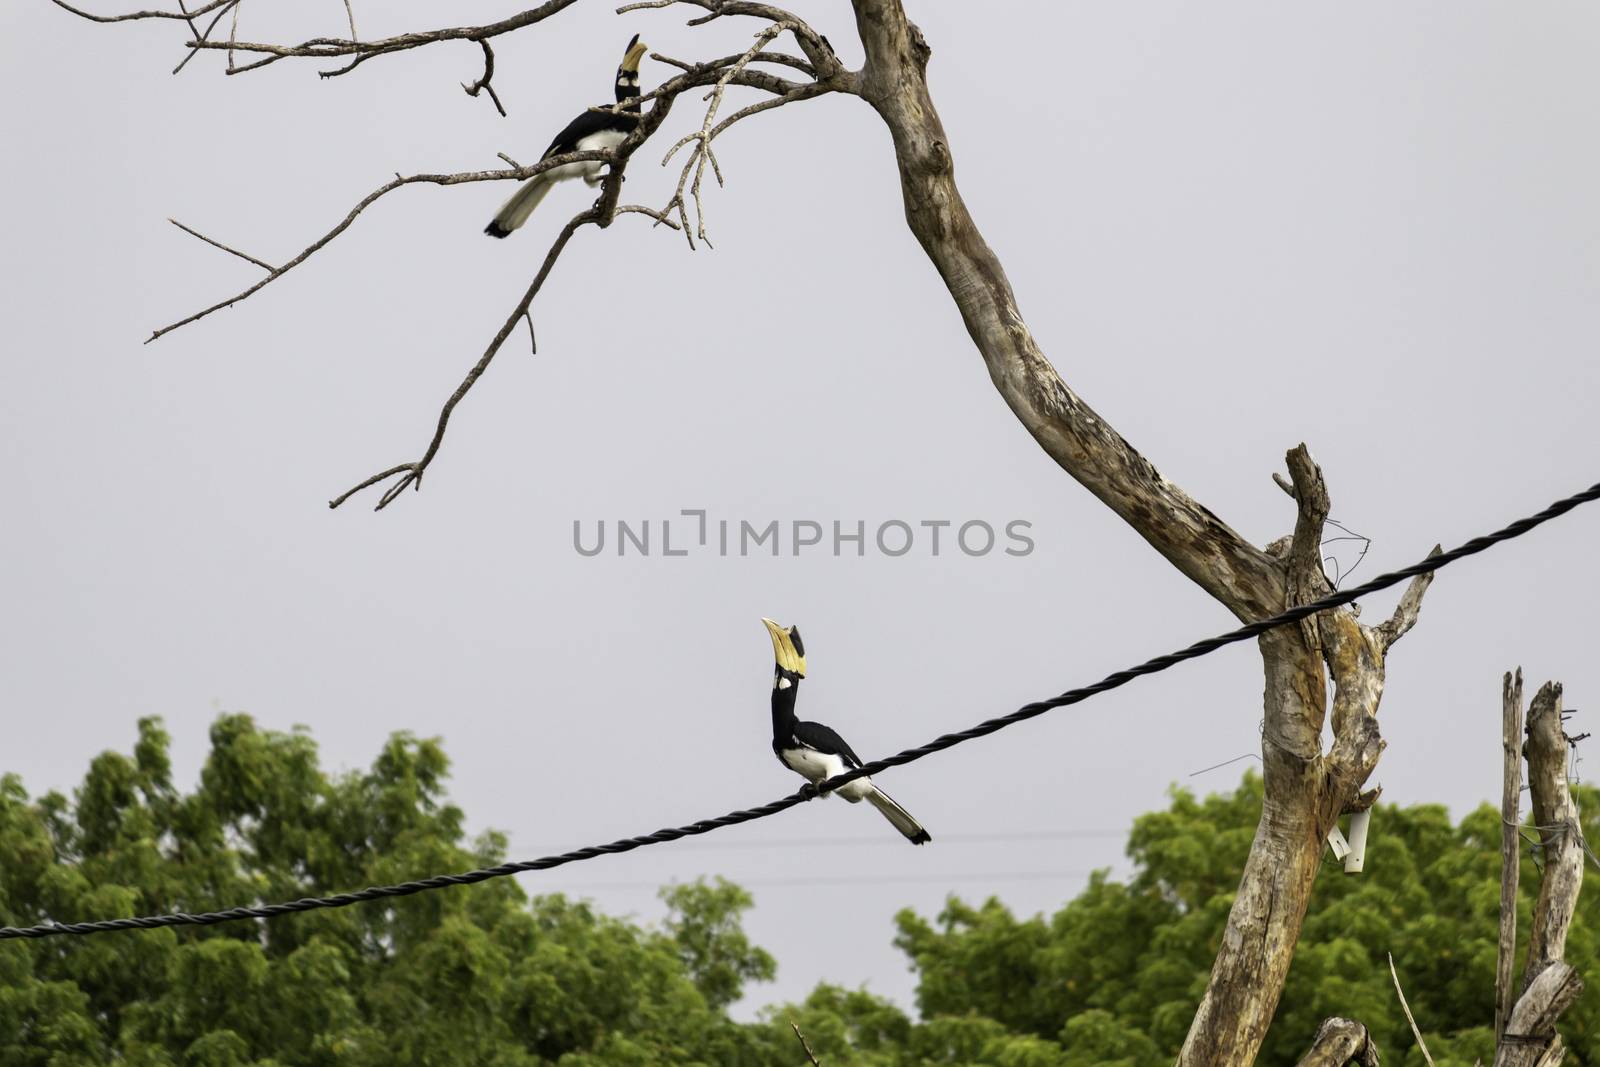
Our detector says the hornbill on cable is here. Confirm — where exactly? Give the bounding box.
[484,34,648,238]
[762,619,932,845]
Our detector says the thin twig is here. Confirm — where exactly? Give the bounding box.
[175,0,586,71]
[1387,953,1438,1067]
[49,0,234,23]
[461,39,507,117]
[174,0,199,40]
[146,62,805,343]
[330,207,599,510]
[226,0,240,70]
[790,1021,822,1067]
[329,203,675,509]
[80,0,841,508]
[649,46,813,78]
[170,0,238,74]
[658,20,792,245]
[146,151,617,343]
[167,218,276,271]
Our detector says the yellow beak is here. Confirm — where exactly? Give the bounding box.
[623,39,649,72]
[761,618,807,678]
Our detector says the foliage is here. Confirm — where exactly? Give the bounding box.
[4,718,1597,1066]
[0,717,758,1066]
[891,774,1600,1067]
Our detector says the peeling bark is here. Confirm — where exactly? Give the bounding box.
[1522,683,1582,990]
[1295,1018,1380,1067]
[1497,963,1583,1067]
[1493,678,1583,1067]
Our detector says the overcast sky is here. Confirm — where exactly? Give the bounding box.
[3,0,1598,1016]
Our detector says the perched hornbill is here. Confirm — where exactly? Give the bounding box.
[485,34,648,238]
[762,619,932,845]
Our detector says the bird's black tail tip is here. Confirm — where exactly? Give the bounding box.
[909,829,932,846]
[484,221,512,239]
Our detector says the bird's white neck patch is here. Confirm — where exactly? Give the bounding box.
[775,676,793,690]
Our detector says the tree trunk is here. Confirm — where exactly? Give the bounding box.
[1300,675,1582,1067]
[1495,680,1585,1067]
[847,4,1438,1064]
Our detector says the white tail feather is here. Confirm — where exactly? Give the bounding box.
[865,787,931,845]
[490,175,552,235]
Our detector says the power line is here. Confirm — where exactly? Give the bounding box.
[549,869,1101,892]
[555,829,1129,853]
[4,477,1598,942]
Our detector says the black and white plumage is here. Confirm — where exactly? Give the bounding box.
[484,35,648,238]
[762,618,932,845]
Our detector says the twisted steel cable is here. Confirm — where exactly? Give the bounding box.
[4,477,1599,942]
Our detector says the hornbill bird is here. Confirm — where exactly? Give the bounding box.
[762,618,932,845]
[484,35,648,238]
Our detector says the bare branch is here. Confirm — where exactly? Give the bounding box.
[461,39,507,117]
[326,464,414,510]
[706,81,825,139]
[121,18,834,507]
[145,152,614,343]
[173,0,199,40]
[226,0,240,70]
[328,171,703,511]
[147,59,809,343]
[668,19,791,244]
[49,0,234,22]
[616,203,681,228]
[175,0,585,75]
[1374,545,1442,651]
[625,0,844,77]
[652,47,814,78]
[329,203,601,510]
[1388,953,1437,1067]
[1496,668,1525,1045]
[1284,443,1334,655]
[652,26,831,248]
[790,1020,822,1067]
[167,218,275,271]
[170,0,238,74]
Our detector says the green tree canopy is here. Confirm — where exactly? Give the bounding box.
[3,717,1595,1066]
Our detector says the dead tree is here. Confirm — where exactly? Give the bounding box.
[1499,678,1585,1067]
[56,2,1447,1063]
[1293,674,1585,1067]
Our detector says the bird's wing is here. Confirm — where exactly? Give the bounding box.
[792,720,864,769]
[542,108,634,158]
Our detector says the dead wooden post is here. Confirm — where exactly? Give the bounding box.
[1495,668,1525,1044]
[1494,680,1584,1067]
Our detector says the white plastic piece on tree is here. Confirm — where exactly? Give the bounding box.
[1343,810,1372,874]
[1326,825,1351,862]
